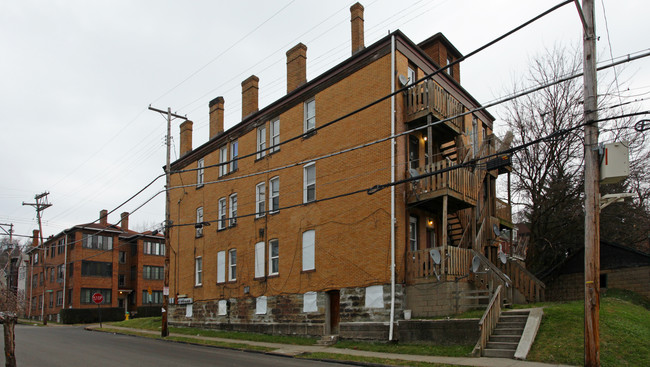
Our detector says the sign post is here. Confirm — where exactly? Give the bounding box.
[92,292,104,328]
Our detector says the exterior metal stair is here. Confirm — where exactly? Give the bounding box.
[482,309,529,358]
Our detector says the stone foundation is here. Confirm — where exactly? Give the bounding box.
[405,280,479,317]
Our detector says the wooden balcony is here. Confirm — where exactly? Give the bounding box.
[406,246,473,284]
[407,160,478,211]
[404,79,465,139]
[495,198,512,227]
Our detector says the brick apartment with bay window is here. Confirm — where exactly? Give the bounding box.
[167,3,531,340]
[26,210,165,321]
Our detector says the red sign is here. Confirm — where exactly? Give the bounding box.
[92,293,104,304]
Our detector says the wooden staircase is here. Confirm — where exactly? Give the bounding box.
[482,309,529,358]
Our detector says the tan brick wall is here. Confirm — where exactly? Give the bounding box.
[546,266,650,301]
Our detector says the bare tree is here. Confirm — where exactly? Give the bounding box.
[0,287,25,367]
[500,44,650,273]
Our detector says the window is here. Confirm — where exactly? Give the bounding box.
[269,239,279,276]
[197,158,205,187]
[256,125,266,159]
[409,216,418,252]
[82,234,113,250]
[81,288,111,304]
[219,146,229,177]
[303,163,316,203]
[131,243,137,255]
[230,140,238,171]
[217,251,225,283]
[218,197,227,230]
[118,274,125,287]
[304,99,316,132]
[270,177,280,213]
[302,230,315,271]
[58,239,65,254]
[34,253,39,264]
[142,290,163,305]
[447,55,454,76]
[119,251,126,264]
[407,66,416,85]
[130,266,136,281]
[196,207,204,237]
[254,242,265,278]
[50,267,54,282]
[143,266,164,280]
[229,249,237,281]
[32,274,37,288]
[56,290,63,306]
[56,264,64,282]
[270,118,280,153]
[256,296,267,315]
[39,272,43,285]
[218,300,227,315]
[144,241,164,256]
[303,292,318,313]
[38,295,42,309]
[229,194,237,227]
[255,182,266,218]
[81,261,112,277]
[195,257,203,286]
[49,293,53,308]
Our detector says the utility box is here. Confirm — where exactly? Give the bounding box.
[600,142,629,184]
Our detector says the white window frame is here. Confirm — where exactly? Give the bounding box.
[195,257,202,286]
[409,216,418,252]
[303,163,316,203]
[407,66,416,85]
[269,176,279,213]
[256,125,266,159]
[196,207,204,237]
[229,193,237,227]
[302,230,315,271]
[230,140,238,171]
[218,197,227,230]
[254,242,265,278]
[219,145,228,177]
[217,251,225,283]
[304,99,316,132]
[255,182,266,218]
[197,158,205,187]
[228,249,237,281]
[270,117,280,153]
[269,239,279,276]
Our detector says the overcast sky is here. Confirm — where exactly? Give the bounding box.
[1,0,648,243]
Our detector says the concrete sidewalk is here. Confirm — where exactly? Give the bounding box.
[85,324,574,367]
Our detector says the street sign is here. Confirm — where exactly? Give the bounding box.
[92,293,103,304]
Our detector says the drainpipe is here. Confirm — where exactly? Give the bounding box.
[62,231,67,308]
[389,34,396,341]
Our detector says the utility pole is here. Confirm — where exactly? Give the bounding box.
[23,192,52,325]
[149,105,187,337]
[0,223,14,244]
[577,0,600,365]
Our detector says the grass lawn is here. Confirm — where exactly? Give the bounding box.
[526,289,650,366]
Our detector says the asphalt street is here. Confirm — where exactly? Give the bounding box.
[2,324,347,367]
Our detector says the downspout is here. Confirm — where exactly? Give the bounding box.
[389,34,396,341]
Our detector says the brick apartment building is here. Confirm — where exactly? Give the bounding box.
[167,3,533,339]
[26,210,165,321]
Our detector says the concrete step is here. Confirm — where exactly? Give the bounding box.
[316,334,338,346]
[498,321,526,329]
[499,315,528,323]
[493,327,524,336]
[483,348,516,358]
[490,335,521,343]
[487,341,518,350]
[503,310,530,316]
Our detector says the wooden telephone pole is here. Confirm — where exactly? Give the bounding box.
[23,192,52,325]
[149,105,187,337]
[577,0,600,365]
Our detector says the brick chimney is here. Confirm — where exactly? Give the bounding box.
[350,2,365,55]
[32,229,39,248]
[286,43,307,93]
[180,120,193,156]
[120,212,129,231]
[99,209,108,226]
[241,75,259,119]
[209,96,225,139]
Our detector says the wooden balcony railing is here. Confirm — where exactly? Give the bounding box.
[407,160,478,206]
[495,198,512,224]
[406,246,473,284]
[496,259,545,303]
[405,79,465,131]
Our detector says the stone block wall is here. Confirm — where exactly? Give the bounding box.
[405,281,477,317]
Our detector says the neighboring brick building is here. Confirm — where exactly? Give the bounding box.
[168,3,519,339]
[26,210,164,322]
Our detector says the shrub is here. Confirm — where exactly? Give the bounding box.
[59,307,125,324]
[136,305,162,318]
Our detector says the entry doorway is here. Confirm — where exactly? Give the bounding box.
[326,290,340,335]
